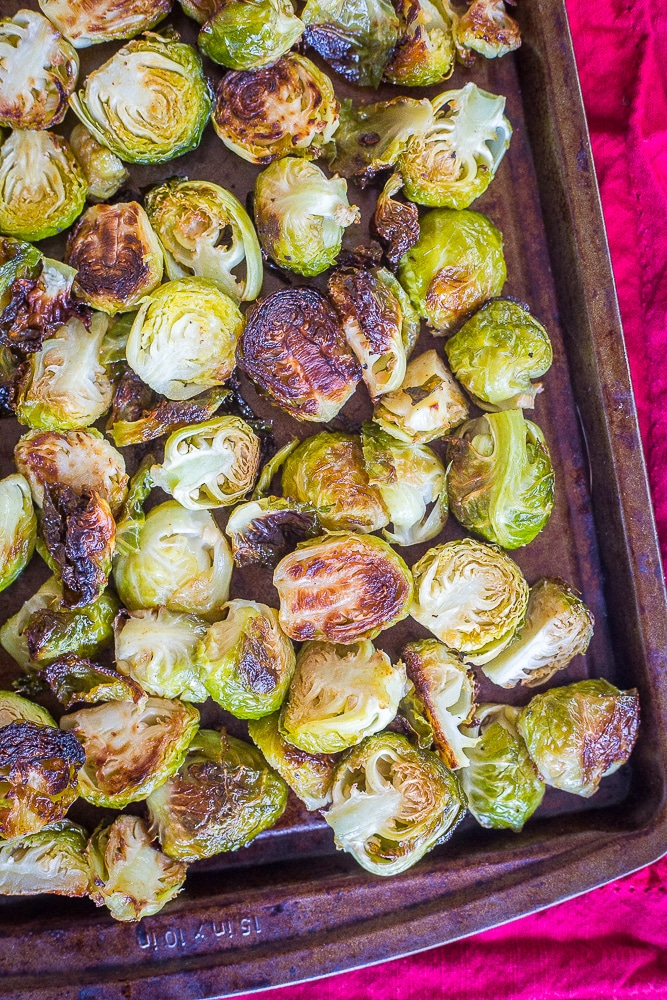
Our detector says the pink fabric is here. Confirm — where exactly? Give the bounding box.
[234,3,667,996]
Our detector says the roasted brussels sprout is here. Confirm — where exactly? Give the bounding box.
[302,0,400,88]
[483,578,594,689]
[179,0,220,23]
[0,10,78,130]
[0,130,87,242]
[69,124,129,202]
[40,654,143,709]
[398,208,506,332]
[373,173,420,267]
[0,473,36,593]
[38,0,172,47]
[0,690,55,728]
[444,299,553,410]
[0,575,61,669]
[226,496,321,567]
[447,410,555,549]
[325,732,465,875]
[254,158,359,276]
[460,704,545,831]
[114,607,208,703]
[199,0,304,70]
[0,236,42,313]
[239,287,361,421]
[87,815,186,923]
[69,32,212,164]
[248,712,337,810]
[411,538,529,663]
[517,679,640,798]
[0,820,90,897]
[373,349,469,445]
[61,697,199,808]
[274,532,413,643]
[109,388,232,450]
[0,254,89,355]
[196,601,295,719]
[146,730,288,860]
[126,278,243,401]
[453,0,521,61]
[384,0,455,86]
[212,54,339,166]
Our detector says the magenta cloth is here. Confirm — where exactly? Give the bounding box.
[232,3,667,997]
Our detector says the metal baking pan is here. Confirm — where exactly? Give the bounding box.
[1,0,666,996]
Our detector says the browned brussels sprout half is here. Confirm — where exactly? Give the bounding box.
[40,653,144,709]
[384,0,455,86]
[114,607,208,703]
[38,0,173,47]
[302,0,400,88]
[0,254,90,355]
[0,820,91,898]
[248,712,338,810]
[69,124,129,203]
[452,0,521,63]
[225,496,321,567]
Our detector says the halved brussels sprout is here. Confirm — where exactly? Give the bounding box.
[460,704,545,830]
[0,690,55,728]
[0,130,87,242]
[483,578,595,689]
[517,679,640,798]
[69,32,212,164]
[248,712,337,810]
[0,236,42,313]
[69,123,129,202]
[373,349,469,445]
[61,697,199,808]
[384,0,455,86]
[226,496,321,567]
[66,202,163,315]
[126,278,243,401]
[114,607,208,703]
[0,721,85,838]
[282,432,388,533]
[0,10,78,130]
[274,532,413,643]
[239,287,361,421]
[0,255,89,355]
[38,0,172,47]
[0,473,36,593]
[280,640,405,754]
[254,158,360,277]
[146,729,288,860]
[87,815,186,923]
[41,484,115,608]
[150,416,260,510]
[398,84,512,209]
[212,54,339,166]
[109,385,231,449]
[453,0,521,61]
[15,428,128,515]
[447,410,555,549]
[196,601,296,719]
[325,731,466,875]
[398,208,506,332]
[0,820,90,897]
[199,0,304,70]
[302,0,400,88]
[411,538,529,663]
[373,173,420,268]
[40,653,143,709]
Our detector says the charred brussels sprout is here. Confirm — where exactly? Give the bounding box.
[0,236,42,313]
[61,697,200,808]
[517,679,640,798]
[41,483,115,607]
[325,732,465,875]
[40,654,143,709]
[69,32,212,164]
[411,538,528,663]
[38,0,172,47]
[109,385,231,449]
[0,820,90,897]
[69,124,129,202]
[447,410,555,549]
[248,712,337,810]
[384,0,455,86]
[0,690,55,728]
[0,254,89,355]
[226,496,321,567]
[302,0,400,88]
[274,532,413,643]
[213,54,339,166]
[373,173,420,267]
[0,10,78,130]
[114,607,208,703]
[398,208,506,332]
[453,0,521,61]
[0,474,36,593]
[199,0,304,70]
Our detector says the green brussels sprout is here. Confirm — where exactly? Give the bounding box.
[199,0,304,70]
[0,474,36,593]
[282,432,388,533]
[275,532,414,643]
[280,640,406,754]
[0,690,55,729]
[444,299,553,410]
[146,729,288,860]
[302,0,400,88]
[372,349,469,445]
[61,697,200,808]
[460,704,545,831]
[69,124,129,202]
[483,577,595,689]
[0,820,90,897]
[452,0,521,62]
[38,0,172,47]
[411,538,529,663]
[0,130,87,242]
[398,84,512,210]
[126,278,243,401]
[226,496,321,567]
[0,236,42,313]
[39,653,144,709]
[373,173,420,268]
[248,712,337,810]
[212,54,339,166]
[196,601,296,719]
[179,0,220,23]
[254,158,360,277]
[361,421,447,546]
[87,815,186,922]
[517,679,640,798]
[0,255,89,355]
[150,417,261,510]
[114,607,208,703]
[0,10,79,130]
[398,208,506,332]
[447,410,555,549]
[384,0,455,86]
[69,32,212,165]
[325,731,466,875]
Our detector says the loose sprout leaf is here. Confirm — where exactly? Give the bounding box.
[0,574,63,670]
[248,712,338,810]
[372,174,420,268]
[0,689,55,728]
[24,588,119,666]
[109,385,232,449]
[198,0,304,71]
[114,607,209,703]
[40,653,144,709]
[0,236,43,315]
[38,0,173,47]
[0,256,90,355]
[302,0,401,88]
[252,438,300,499]
[0,473,36,594]
[396,679,435,749]
[384,0,455,87]
[0,820,90,897]
[69,124,129,202]
[226,496,321,567]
